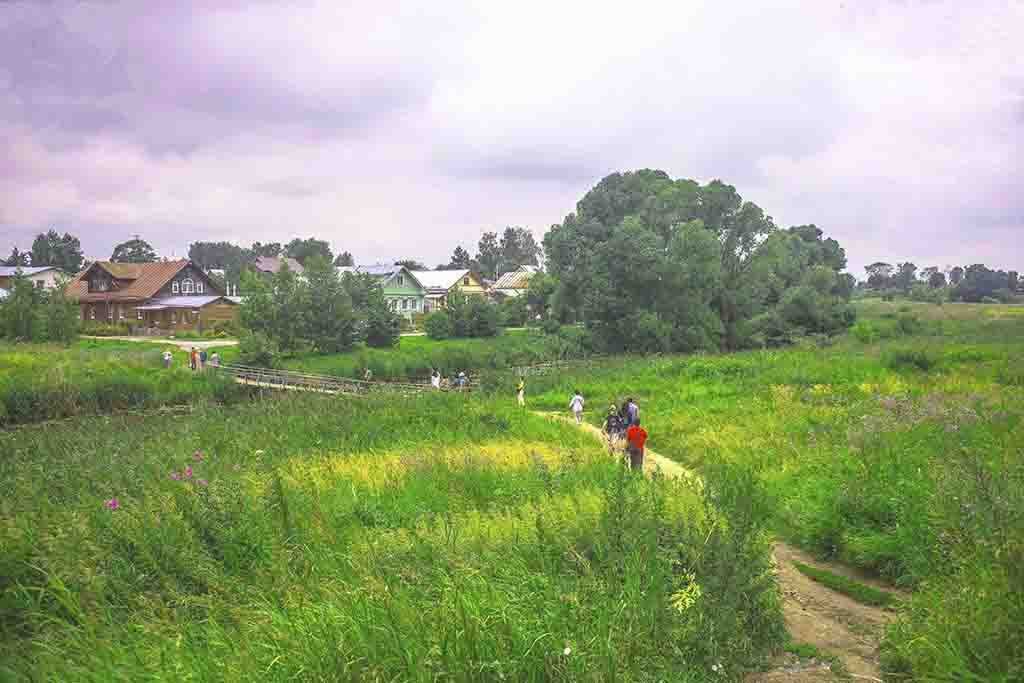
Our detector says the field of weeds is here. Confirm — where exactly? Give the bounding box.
[0,393,784,681]
[522,301,1023,680]
[0,339,243,426]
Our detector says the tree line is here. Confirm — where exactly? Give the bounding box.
[235,258,401,366]
[863,262,1020,303]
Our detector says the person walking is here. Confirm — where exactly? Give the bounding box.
[457,371,468,392]
[430,369,441,390]
[569,389,585,425]
[626,418,648,471]
[162,349,173,369]
[602,404,623,451]
[516,376,526,407]
[210,351,221,368]
[627,397,640,425]
[363,367,373,382]
[199,347,208,371]
[189,347,198,371]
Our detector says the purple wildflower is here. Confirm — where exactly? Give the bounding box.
[193,450,203,462]
[184,466,193,479]
[197,479,208,487]
[106,498,120,510]
[169,471,182,481]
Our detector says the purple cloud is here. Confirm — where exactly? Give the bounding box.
[1,1,1021,273]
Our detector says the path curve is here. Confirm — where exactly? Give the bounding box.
[535,410,892,682]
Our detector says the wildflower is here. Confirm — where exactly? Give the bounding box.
[233,464,241,471]
[169,471,182,480]
[197,479,208,487]
[106,498,119,510]
[563,647,572,656]
[184,466,193,478]
[193,450,203,462]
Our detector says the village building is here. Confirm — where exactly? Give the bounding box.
[409,269,488,312]
[340,264,426,318]
[0,265,69,291]
[252,255,304,278]
[490,265,540,300]
[67,260,238,333]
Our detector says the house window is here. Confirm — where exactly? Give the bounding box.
[107,307,113,320]
[171,311,177,323]
[172,281,179,294]
[137,310,143,321]
[463,277,470,286]
[196,281,204,294]
[396,275,404,286]
[193,309,200,321]
[35,280,44,289]
[90,307,96,320]
[182,278,194,294]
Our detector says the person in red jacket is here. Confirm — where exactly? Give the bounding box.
[625,418,648,471]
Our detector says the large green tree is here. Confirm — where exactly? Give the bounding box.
[475,232,502,280]
[188,241,252,290]
[334,251,355,267]
[304,256,357,353]
[3,247,31,267]
[285,237,333,266]
[543,169,853,352]
[31,230,84,272]
[110,237,158,263]
[498,227,542,272]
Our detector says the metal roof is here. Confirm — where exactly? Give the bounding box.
[492,265,539,290]
[409,269,471,291]
[135,295,236,310]
[0,266,64,277]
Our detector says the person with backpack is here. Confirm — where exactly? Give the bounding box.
[569,389,585,425]
[602,404,623,451]
[516,376,526,407]
[626,418,648,471]
[199,348,208,371]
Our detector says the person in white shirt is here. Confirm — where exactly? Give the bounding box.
[162,350,173,369]
[430,369,441,389]
[569,389,585,425]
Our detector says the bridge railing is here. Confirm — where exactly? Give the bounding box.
[216,364,427,395]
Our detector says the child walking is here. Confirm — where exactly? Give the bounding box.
[569,389,585,425]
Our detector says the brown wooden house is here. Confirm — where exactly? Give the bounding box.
[68,260,238,333]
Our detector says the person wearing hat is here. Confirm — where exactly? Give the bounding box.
[602,404,624,453]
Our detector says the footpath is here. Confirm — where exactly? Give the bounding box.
[537,412,897,683]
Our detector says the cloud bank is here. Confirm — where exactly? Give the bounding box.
[1,0,1021,274]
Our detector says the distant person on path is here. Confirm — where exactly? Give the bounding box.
[517,376,526,406]
[440,374,451,391]
[602,404,624,451]
[363,367,373,382]
[627,398,640,425]
[569,389,585,425]
[199,348,208,371]
[162,349,173,369]
[430,369,441,390]
[626,418,648,471]
[189,347,198,371]
[210,351,221,368]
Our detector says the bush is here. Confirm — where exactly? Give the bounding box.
[81,321,132,337]
[237,331,279,368]
[424,311,453,340]
[850,320,879,344]
[541,317,561,335]
[883,347,937,372]
[896,312,921,335]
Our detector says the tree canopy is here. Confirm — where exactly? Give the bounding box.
[543,169,854,351]
[285,237,332,266]
[110,238,158,263]
[30,230,84,272]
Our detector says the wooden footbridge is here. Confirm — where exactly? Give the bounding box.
[216,364,430,396]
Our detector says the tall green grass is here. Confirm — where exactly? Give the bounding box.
[1,393,784,680]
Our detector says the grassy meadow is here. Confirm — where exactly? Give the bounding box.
[0,339,243,426]
[522,301,1023,680]
[1,393,784,681]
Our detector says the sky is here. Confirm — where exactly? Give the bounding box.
[1,1,1022,276]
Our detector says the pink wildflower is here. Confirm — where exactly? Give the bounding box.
[197,479,208,487]
[184,466,193,479]
[106,498,119,510]
[193,450,203,462]
[169,471,182,480]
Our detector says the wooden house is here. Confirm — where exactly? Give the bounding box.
[67,260,238,333]
[409,269,488,312]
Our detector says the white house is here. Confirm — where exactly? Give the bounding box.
[0,266,69,291]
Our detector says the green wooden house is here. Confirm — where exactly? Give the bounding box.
[344,264,426,318]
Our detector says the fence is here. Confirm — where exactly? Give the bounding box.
[216,364,428,395]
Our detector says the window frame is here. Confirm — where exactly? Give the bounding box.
[196,281,204,294]
[182,278,194,294]
[172,281,180,294]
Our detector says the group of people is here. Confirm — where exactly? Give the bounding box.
[430,369,470,391]
[567,391,648,470]
[162,347,220,371]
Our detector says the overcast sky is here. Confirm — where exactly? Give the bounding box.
[2,1,1021,275]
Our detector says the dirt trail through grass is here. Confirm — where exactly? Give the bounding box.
[536,410,892,682]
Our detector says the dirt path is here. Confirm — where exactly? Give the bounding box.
[536,411,893,682]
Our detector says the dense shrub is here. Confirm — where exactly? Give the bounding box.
[424,311,453,339]
[883,347,937,372]
[237,331,279,368]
